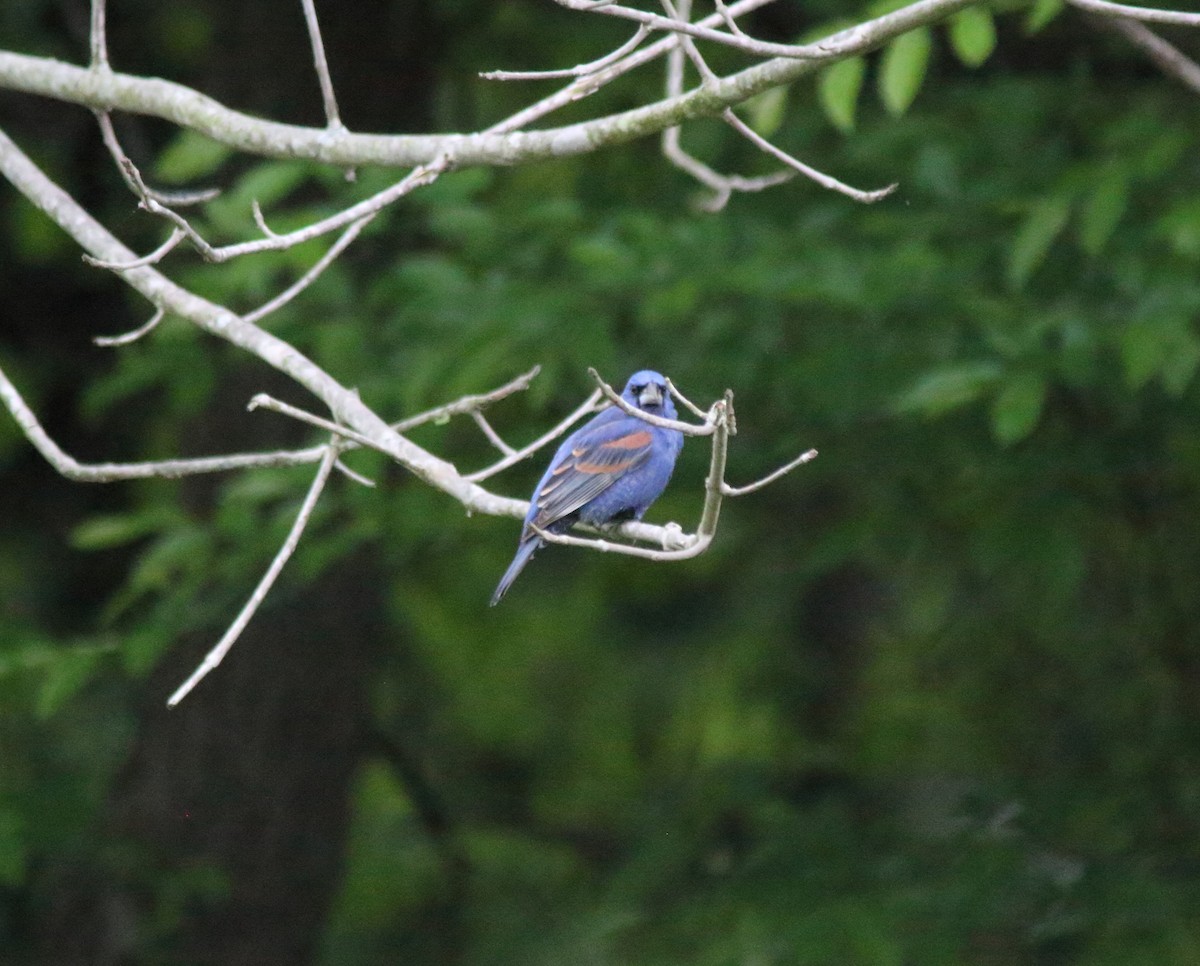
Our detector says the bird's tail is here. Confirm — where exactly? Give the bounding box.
[490,536,542,606]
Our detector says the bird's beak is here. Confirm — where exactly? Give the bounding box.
[638,382,663,409]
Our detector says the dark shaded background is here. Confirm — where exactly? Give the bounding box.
[4,1,1200,963]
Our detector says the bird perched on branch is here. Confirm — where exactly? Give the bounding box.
[490,370,685,605]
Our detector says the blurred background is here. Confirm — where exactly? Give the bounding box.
[3,0,1200,963]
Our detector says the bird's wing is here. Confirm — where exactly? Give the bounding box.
[531,421,655,530]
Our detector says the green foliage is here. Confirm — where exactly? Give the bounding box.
[818,57,867,133]
[948,8,997,67]
[878,27,933,117]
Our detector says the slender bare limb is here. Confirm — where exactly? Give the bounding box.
[484,0,784,135]
[1090,13,1200,93]
[0,361,334,480]
[1066,0,1200,26]
[465,389,604,483]
[83,227,184,271]
[89,0,109,72]
[252,200,281,238]
[247,394,386,451]
[333,460,376,487]
[391,365,542,432]
[722,447,818,496]
[95,112,219,207]
[160,156,448,263]
[665,377,707,419]
[662,0,721,85]
[299,0,345,130]
[481,26,651,80]
[93,306,166,347]
[713,0,749,38]
[588,367,717,435]
[241,215,373,324]
[472,411,517,456]
[166,440,341,706]
[0,0,981,168]
[554,0,949,60]
[659,0,792,209]
[723,108,898,203]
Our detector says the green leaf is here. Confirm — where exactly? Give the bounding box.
[744,87,788,139]
[37,647,106,718]
[819,57,867,133]
[991,372,1047,445]
[948,9,997,67]
[155,129,231,184]
[1121,319,1167,390]
[893,361,1003,417]
[1079,173,1129,255]
[1007,198,1071,291]
[1026,0,1065,33]
[71,506,180,551]
[878,27,933,117]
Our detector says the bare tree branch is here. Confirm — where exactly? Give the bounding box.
[1089,13,1200,93]
[89,0,109,72]
[241,215,372,324]
[299,0,345,130]
[0,361,333,480]
[659,0,793,210]
[1067,0,1200,27]
[464,389,604,483]
[166,439,342,706]
[93,306,166,347]
[481,26,651,81]
[96,111,219,208]
[0,0,980,169]
[722,448,818,496]
[723,109,898,203]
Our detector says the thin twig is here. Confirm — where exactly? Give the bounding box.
[483,0,784,135]
[658,0,792,209]
[83,227,184,271]
[482,26,651,80]
[89,0,109,71]
[665,377,708,419]
[247,394,385,451]
[713,0,748,38]
[552,0,877,59]
[588,367,716,435]
[1066,0,1200,26]
[299,0,345,129]
[1090,13,1200,94]
[241,215,373,324]
[166,440,341,706]
[723,109,898,203]
[465,389,604,482]
[0,361,334,480]
[252,200,282,238]
[721,447,818,496]
[661,0,719,84]
[471,411,517,456]
[93,306,166,347]
[391,365,542,432]
[95,112,219,207]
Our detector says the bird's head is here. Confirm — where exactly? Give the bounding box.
[622,370,677,419]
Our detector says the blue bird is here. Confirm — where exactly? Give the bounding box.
[490,370,685,605]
